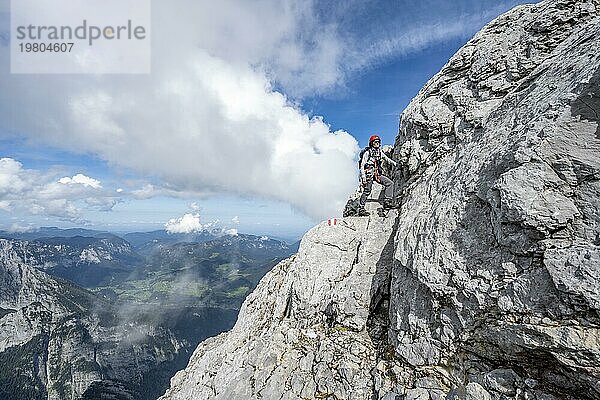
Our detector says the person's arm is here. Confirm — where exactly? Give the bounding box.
[382,152,397,167]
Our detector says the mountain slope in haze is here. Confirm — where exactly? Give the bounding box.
[2,227,296,310]
[103,234,297,308]
[0,228,297,399]
[5,235,143,287]
[0,227,111,241]
[123,230,219,256]
[0,239,237,400]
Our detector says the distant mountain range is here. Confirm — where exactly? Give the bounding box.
[0,239,239,400]
[0,227,299,399]
[122,229,218,251]
[5,234,142,287]
[0,227,299,291]
[0,227,112,240]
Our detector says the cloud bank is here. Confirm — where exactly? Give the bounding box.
[0,0,527,220]
[165,211,241,236]
[0,157,117,221]
[58,174,102,189]
[164,213,204,234]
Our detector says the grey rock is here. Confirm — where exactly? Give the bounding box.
[390,0,600,398]
[446,382,491,400]
[545,245,600,308]
[160,190,398,399]
[483,369,521,395]
[466,383,491,400]
[405,388,430,400]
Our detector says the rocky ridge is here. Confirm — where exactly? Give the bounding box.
[161,193,398,399]
[160,1,600,399]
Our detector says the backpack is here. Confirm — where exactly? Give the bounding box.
[357,147,369,169]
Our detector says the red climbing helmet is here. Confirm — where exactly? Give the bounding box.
[369,135,381,145]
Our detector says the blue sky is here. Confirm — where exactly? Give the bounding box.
[0,0,536,240]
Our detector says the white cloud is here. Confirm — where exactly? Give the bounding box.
[164,212,243,235]
[0,53,360,219]
[165,213,204,234]
[84,197,120,212]
[130,184,214,200]
[130,184,160,200]
[0,0,524,220]
[231,216,240,225]
[58,174,102,189]
[0,158,118,221]
[225,228,238,236]
[0,158,30,196]
[6,223,34,233]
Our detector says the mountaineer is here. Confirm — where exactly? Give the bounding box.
[357,135,397,216]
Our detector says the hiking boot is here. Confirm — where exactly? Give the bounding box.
[358,207,370,217]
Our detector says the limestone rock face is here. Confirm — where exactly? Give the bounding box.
[390,0,600,398]
[160,0,600,399]
[160,194,398,400]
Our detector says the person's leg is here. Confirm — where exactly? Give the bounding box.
[359,177,373,208]
[379,175,393,201]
